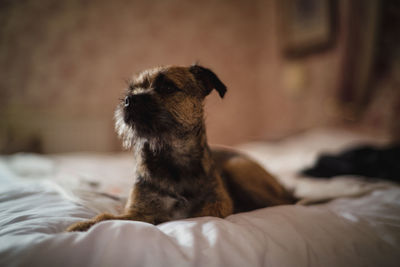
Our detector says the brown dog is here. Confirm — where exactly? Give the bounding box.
[67,65,295,231]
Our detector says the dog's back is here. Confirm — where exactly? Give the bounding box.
[212,147,296,213]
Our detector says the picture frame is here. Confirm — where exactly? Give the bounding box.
[278,0,336,57]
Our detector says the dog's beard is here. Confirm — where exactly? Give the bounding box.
[114,106,137,149]
[114,105,170,151]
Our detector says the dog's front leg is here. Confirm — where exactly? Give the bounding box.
[66,211,156,232]
[194,178,234,218]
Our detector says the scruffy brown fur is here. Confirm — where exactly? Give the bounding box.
[66,65,295,232]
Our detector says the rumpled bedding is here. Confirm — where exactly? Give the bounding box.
[0,129,399,267]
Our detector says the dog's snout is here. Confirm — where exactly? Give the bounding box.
[125,93,153,108]
[125,95,139,108]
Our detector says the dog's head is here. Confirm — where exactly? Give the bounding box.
[114,65,227,148]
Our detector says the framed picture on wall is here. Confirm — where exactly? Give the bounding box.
[278,0,335,57]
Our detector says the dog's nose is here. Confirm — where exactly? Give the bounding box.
[124,93,151,109]
[124,96,130,107]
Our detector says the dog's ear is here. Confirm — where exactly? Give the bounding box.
[189,65,227,98]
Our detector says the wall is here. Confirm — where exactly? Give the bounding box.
[0,0,348,153]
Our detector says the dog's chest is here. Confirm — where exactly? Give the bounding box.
[141,143,204,182]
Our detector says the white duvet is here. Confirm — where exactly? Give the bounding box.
[1,129,399,267]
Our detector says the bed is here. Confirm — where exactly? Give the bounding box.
[1,128,399,267]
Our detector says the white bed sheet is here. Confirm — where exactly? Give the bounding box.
[0,128,399,267]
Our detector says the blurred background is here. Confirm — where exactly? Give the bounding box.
[0,0,399,154]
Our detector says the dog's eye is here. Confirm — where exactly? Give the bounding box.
[160,82,180,95]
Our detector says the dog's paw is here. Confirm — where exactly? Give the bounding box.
[66,221,96,232]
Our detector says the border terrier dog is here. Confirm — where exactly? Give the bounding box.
[67,65,295,232]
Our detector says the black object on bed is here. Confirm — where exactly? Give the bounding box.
[301,144,400,182]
